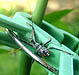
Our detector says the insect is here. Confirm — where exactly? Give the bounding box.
[23,2,73,57]
[20,22,73,57]
[20,23,50,57]
[19,22,73,75]
[24,0,73,57]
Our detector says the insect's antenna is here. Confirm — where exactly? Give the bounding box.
[26,1,37,43]
[42,55,48,66]
[42,55,59,75]
[48,47,73,55]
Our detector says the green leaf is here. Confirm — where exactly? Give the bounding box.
[0,27,6,32]
[0,46,10,54]
[51,20,73,34]
[0,49,9,54]
[68,21,79,36]
[0,44,4,46]
[43,9,73,34]
[44,9,73,23]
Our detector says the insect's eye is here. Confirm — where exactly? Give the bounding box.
[43,50,50,56]
[43,50,47,54]
[43,50,45,53]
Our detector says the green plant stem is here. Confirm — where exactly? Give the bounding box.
[32,0,48,26]
[18,52,32,75]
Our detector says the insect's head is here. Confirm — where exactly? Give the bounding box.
[37,47,50,57]
[43,49,50,56]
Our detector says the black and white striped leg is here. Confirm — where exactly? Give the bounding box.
[42,38,52,47]
[48,47,73,55]
[26,21,37,42]
[19,38,33,47]
[31,21,38,42]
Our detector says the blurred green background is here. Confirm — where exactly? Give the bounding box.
[0,0,79,75]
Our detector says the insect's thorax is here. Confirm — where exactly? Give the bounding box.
[31,41,50,57]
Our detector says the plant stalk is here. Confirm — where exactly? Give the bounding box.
[18,52,32,75]
[32,0,48,26]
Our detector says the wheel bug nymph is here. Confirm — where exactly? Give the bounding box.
[20,21,73,75]
[20,21,73,60]
[21,21,73,57]
[21,22,51,57]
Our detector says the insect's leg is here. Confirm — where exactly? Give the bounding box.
[31,22,38,42]
[9,48,22,56]
[19,38,33,47]
[48,47,73,55]
[15,48,21,51]
[26,21,37,43]
[41,38,52,47]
